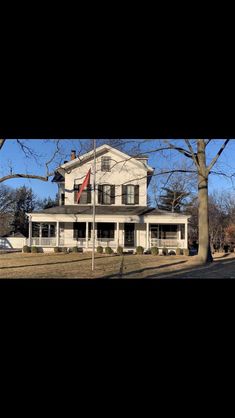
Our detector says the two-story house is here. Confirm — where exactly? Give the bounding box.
[26,144,190,253]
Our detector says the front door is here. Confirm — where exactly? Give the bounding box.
[124,223,135,247]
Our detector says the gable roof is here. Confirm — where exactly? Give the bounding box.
[57,144,154,173]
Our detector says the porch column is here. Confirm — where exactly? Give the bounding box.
[29,216,32,246]
[185,220,188,249]
[116,222,119,248]
[146,222,149,249]
[39,223,42,246]
[178,225,181,241]
[86,221,89,248]
[56,221,59,247]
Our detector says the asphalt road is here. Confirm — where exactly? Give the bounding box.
[155,257,235,279]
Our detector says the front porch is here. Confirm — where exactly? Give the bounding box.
[27,221,188,251]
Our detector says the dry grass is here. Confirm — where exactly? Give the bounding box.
[1,251,234,279]
[0,252,122,279]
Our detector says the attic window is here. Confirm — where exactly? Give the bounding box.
[101,156,111,172]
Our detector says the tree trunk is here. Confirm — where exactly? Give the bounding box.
[197,140,213,263]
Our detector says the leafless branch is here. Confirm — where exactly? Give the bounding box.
[0,139,5,150]
[0,174,50,184]
[207,139,230,173]
[163,140,193,159]
[184,139,200,169]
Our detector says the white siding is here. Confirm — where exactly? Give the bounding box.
[64,150,148,206]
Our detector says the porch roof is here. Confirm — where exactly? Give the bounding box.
[29,205,154,216]
[28,205,190,217]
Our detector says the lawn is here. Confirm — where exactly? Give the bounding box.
[0,252,122,279]
[0,251,232,279]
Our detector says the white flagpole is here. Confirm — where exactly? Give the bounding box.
[92,139,96,271]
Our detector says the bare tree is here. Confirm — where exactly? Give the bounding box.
[158,139,231,263]
[118,139,232,263]
[0,139,63,184]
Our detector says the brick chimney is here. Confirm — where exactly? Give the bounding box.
[70,150,76,160]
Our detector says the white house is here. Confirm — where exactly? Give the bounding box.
[26,144,190,253]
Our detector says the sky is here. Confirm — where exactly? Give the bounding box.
[1,139,235,200]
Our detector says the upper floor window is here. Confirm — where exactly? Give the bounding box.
[122,185,139,205]
[98,185,115,205]
[74,184,91,204]
[101,156,111,172]
[103,185,111,204]
[126,185,135,204]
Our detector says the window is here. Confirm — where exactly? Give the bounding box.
[126,185,135,204]
[101,156,111,172]
[61,193,65,205]
[32,223,40,237]
[98,185,115,205]
[122,185,139,205]
[159,225,177,239]
[41,223,56,238]
[97,223,115,239]
[103,185,111,204]
[74,184,91,204]
[73,222,93,239]
[73,223,86,239]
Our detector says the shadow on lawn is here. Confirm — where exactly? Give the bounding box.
[100,256,235,279]
[100,260,188,279]
[144,257,235,279]
[0,256,107,270]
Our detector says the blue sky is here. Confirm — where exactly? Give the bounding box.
[1,139,235,200]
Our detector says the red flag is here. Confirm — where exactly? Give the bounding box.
[76,168,91,203]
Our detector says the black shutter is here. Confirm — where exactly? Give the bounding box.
[74,184,79,203]
[134,185,139,204]
[98,185,103,204]
[122,185,127,204]
[110,185,115,205]
[87,185,91,204]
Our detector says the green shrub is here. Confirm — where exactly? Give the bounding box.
[97,246,103,254]
[72,246,78,253]
[22,245,31,253]
[54,247,61,253]
[61,247,68,253]
[136,246,144,254]
[183,248,189,256]
[151,246,159,255]
[176,247,181,256]
[117,246,123,255]
[169,250,176,255]
[162,247,168,256]
[105,246,113,254]
[31,246,38,253]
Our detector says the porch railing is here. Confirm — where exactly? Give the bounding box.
[30,237,57,247]
[150,238,186,248]
[95,239,116,248]
[59,238,86,247]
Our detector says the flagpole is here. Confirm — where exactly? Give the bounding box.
[92,139,96,271]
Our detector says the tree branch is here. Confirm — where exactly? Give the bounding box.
[184,139,200,169]
[0,174,52,184]
[207,139,230,173]
[163,140,193,159]
[0,139,5,150]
